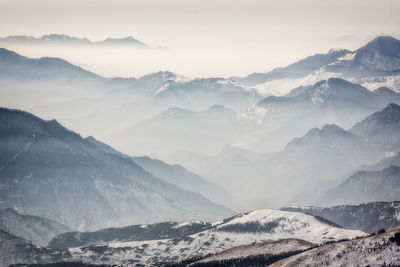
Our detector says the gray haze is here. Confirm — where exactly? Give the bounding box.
[0,0,399,77]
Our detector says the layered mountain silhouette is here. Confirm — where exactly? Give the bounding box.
[0,34,151,48]
[318,165,400,206]
[233,36,400,95]
[0,107,233,231]
[113,105,243,157]
[350,103,400,152]
[131,156,237,209]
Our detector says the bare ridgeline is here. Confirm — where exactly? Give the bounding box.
[1,36,400,266]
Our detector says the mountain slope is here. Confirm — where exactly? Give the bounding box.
[0,48,103,83]
[66,209,366,266]
[282,201,400,234]
[187,239,314,267]
[148,78,262,112]
[270,227,400,267]
[0,229,64,267]
[131,156,237,209]
[350,103,400,153]
[0,208,70,246]
[233,36,400,95]
[318,166,400,206]
[113,105,243,157]
[0,107,233,231]
[240,77,400,153]
[232,49,349,87]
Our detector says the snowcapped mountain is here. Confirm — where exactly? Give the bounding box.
[48,221,215,251]
[270,226,400,267]
[131,156,237,210]
[318,165,400,206]
[65,209,366,266]
[233,36,400,95]
[0,208,70,247]
[282,201,400,234]
[350,103,400,153]
[232,48,349,87]
[326,36,400,75]
[0,107,233,231]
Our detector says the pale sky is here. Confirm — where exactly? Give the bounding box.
[0,0,399,77]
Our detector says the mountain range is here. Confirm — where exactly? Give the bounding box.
[0,107,233,231]
[0,34,152,48]
[232,36,400,95]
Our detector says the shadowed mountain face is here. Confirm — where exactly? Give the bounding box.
[0,107,233,231]
[318,165,400,206]
[131,156,238,210]
[350,103,400,153]
[0,48,102,84]
[0,208,70,247]
[270,227,400,267]
[0,230,64,267]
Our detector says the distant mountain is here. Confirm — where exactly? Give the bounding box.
[373,86,400,105]
[318,165,400,206]
[282,201,400,234]
[172,122,379,209]
[0,208,70,246]
[361,151,400,172]
[64,209,365,266]
[232,48,349,87]
[350,103,400,153]
[0,229,64,267]
[0,107,233,231]
[270,226,400,267]
[242,78,400,153]
[148,78,262,112]
[277,124,378,182]
[113,105,244,157]
[0,48,103,84]
[326,36,400,75]
[233,36,400,95]
[131,156,237,209]
[0,34,151,48]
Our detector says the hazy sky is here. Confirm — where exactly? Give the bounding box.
[0,0,399,77]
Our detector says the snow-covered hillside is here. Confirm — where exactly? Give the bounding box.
[67,209,366,266]
[270,227,400,267]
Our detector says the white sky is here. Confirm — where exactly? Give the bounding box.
[0,0,399,78]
